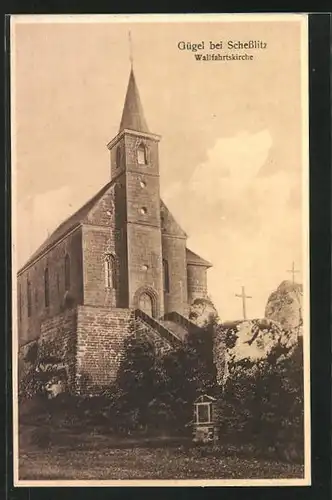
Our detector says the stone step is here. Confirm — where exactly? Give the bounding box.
[159,320,189,342]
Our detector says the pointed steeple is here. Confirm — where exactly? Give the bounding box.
[119,68,149,133]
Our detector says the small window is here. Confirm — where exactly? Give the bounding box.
[163,259,170,293]
[137,143,147,165]
[139,207,147,215]
[27,279,32,317]
[64,254,70,292]
[105,254,116,289]
[44,267,50,308]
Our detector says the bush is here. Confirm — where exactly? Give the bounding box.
[218,339,304,462]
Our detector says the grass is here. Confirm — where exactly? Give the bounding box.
[18,425,304,481]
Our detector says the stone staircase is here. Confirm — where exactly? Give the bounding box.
[158,320,189,342]
[135,309,203,347]
[134,309,182,347]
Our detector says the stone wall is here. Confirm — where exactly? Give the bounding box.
[19,304,179,395]
[124,132,160,176]
[75,306,133,392]
[124,131,164,317]
[82,226,117,308]
[162,234,189,317]
[17,228,83,345]
[75,307,175,393]
[187,264,208,305]
[127,223,164,316]
[38,308,78,389]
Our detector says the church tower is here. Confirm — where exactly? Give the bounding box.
[107,68,164,317]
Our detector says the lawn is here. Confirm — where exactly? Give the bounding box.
[19,426,304,481]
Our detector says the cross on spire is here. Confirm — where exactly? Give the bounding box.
[128,30,134,68]
[235,286,252,320]
[287,261,300,284]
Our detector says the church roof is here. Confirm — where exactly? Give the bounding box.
[186,248,212,268]
[18,180,114,274]
[160,200,187,238]
[19,183,213,275]
[119,68,149,133]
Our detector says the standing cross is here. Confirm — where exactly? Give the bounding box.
[235,286,252,320]
[287,261,300,284]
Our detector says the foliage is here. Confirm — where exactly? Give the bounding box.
[217,337,304,461]
[19,343,67,402]
[189,296,219,327]
[19,315,304,465]
[110,326,217,434]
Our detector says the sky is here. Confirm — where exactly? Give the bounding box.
[12,15,308,321]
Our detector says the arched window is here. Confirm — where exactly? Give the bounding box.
[104,254,116,289]
[137,143,147,165]
[64,254,70,291]
[27,278,32,317]
[44,267,50,308]
[116,145,122,168]
[163,259,170,293]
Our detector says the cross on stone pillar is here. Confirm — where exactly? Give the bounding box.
[235,286,252,320]
[287,261,300,284]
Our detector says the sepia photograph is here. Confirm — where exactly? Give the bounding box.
[11,14,310,486]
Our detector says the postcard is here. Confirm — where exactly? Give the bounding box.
[11,13,310,486]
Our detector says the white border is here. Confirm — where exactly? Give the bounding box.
[12,13,307,24]
[11,13,310,487]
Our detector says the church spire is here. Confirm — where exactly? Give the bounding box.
[119,67,150,134]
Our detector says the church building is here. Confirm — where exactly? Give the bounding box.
[17,67,212,392]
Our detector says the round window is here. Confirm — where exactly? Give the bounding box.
[142,265,149,271]
[139,207,147,215]
[140,180,146,188]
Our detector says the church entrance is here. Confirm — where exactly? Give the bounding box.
[138,292,153,317]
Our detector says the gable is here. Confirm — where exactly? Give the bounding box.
[186,248,212,268]
[19,184,190,274]
[160,200,187,238]
[84,182,117,226]
[19,181,116,273]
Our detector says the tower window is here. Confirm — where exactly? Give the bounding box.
[27,278,32,317]
[139,207,147,215]
[105,254,117,289]
[137,143,147,165]
[64,254,70,291]
[116,145,122,168]
[163,259,170,293]
[44,267,50,308]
